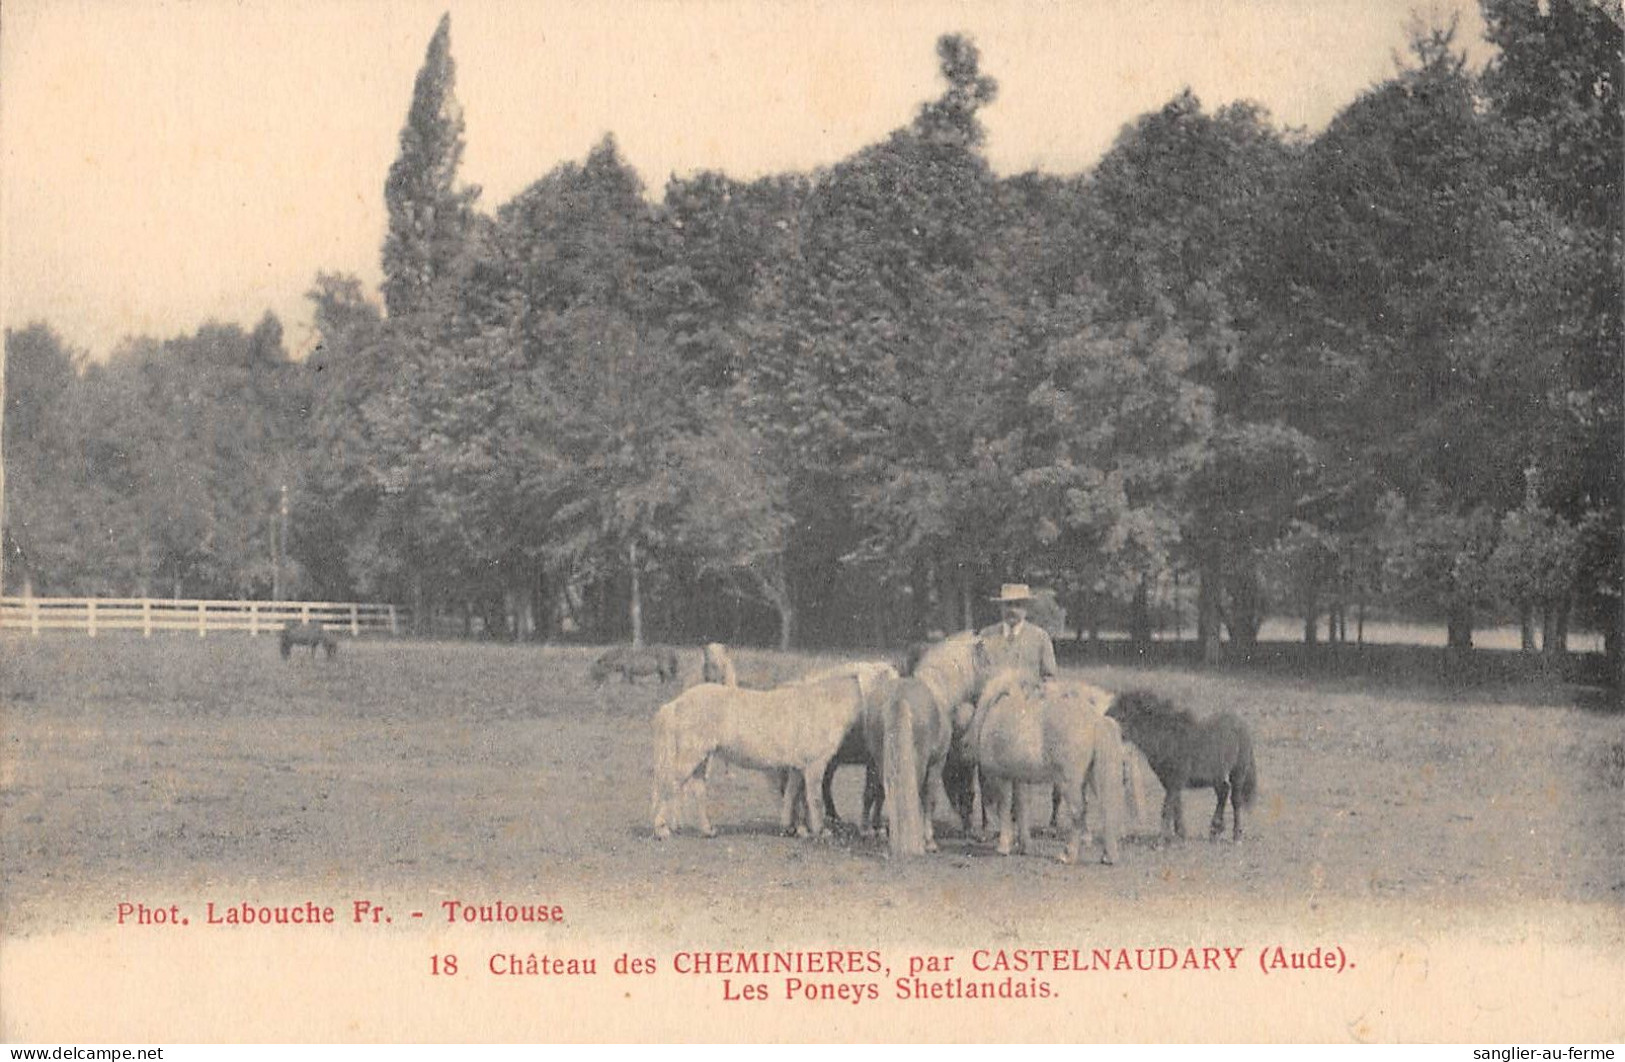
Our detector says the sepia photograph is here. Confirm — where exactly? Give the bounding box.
[1,0,1621,1044]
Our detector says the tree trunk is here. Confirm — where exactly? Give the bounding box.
[1225,564,1265,649]
[1303,600,1318,646]
[776,597,795,652]
[1520,603,1536,653]
[1541,599,1570,657]
[1198,553,1223,666]
[629,540,644,649]
[1130,574,1152,652]
[1446,605,1473,653]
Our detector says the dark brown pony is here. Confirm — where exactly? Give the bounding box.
[280,620,337,660]
[1106,689,1257,841]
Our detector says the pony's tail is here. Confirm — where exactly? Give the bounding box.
[1123,746,1149,827]
[652,701,681,835]
[1234,728,1258,809]
[883,685,927,857]
[1093,716,1126,864]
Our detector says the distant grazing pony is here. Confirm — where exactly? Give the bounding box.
[650,674,874,839]
[591,645,679,685]
[968,668,1124,865]
[1106,689,1256,842]
[701,643,738,687]
[280,620,337,660]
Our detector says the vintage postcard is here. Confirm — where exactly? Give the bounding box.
[1,0,1621,1044]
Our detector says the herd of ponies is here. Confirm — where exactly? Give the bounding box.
[612,635,1257,866]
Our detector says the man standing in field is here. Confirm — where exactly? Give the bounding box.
[977,583,1059,690]
[979,582,1096,835]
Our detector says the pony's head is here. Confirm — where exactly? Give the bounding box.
[1105,688,1182,725]
[909,631,995,707]
[701,642,736,685]
[974,668,1031,716]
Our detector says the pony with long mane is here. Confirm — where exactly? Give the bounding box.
[1106,689,1256,842]
[866,632,992,857]
[650,673,874,840]
[967,666,1125,865]
[780,660,898,835]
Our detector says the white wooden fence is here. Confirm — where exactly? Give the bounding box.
[0,597,400,638]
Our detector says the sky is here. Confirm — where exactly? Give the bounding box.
[0,0,1490,362]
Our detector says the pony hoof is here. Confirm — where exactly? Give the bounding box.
[1100,854,1117,866]
[654,827,671,840]
[1056,852,1073,865]
[924,841,939,854]
[701,827,717,839]
[996,843,1013,857]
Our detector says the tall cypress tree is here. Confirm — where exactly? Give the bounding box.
[382,13,479,319]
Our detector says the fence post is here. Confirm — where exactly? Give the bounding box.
[350,603,360,637]
[389,605,398,636]
[250,602,259,636]
[88,599,97,637]
[143,600,152,638]
[198,601,206,637]
[301,604,311,624]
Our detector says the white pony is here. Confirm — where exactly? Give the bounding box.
[651,673,875,840]
[968,670,1130,865]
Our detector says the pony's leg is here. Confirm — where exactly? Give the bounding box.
[821,759,843,825]
[804,760,830,838]
[1014,785,1035,855]
[1210,781,1231,840]
[691,772,716,838]
[1231,777,1245,842]
[653,783,673,839]
[1092,733,1123,865]
[1171,786,1188,840]
[1159,790,1179,842]
[779,770,810,838]
[921,760,943,853]
[861,763,885,837]
[992,778,1018,856]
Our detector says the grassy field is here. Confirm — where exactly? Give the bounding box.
[3,632,1620,940]
[3,632,1622,1040]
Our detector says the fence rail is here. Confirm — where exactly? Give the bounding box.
[0,597,401,638]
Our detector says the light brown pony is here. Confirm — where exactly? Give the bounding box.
[780,661,899,835]
[967,667,1125,865]
[865,633,993,857]
[651,675,872,840]
[701,642,738,687]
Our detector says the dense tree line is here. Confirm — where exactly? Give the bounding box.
[4,5,1619,671]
